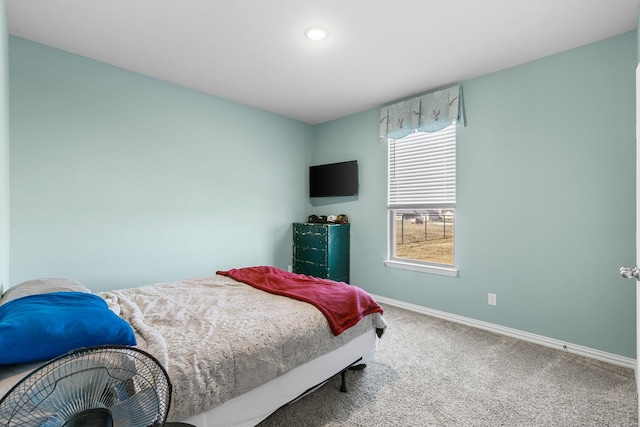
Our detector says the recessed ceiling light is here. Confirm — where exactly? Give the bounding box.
[305,26,328,41]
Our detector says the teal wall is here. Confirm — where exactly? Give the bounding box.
[313,32,637,358]
[0,1,8,293]
[6,31,637,357]
[9,37,314,290]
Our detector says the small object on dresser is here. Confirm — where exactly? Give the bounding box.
[336,214,349,223]
[307,214,328,223]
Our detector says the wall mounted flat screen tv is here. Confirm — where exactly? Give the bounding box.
[309,160,358,197]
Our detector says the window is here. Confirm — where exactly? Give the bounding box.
[386,122,457,276]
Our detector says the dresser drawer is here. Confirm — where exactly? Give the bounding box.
[293,225,328,248]
[293,259,328,279]
[293,246,327,266]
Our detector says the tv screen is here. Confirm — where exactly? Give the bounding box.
[309,160,358,197]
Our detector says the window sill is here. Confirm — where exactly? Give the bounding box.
[384,259,458,277]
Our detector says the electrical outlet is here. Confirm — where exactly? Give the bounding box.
[488,293,497,306]
[287,265,293,272]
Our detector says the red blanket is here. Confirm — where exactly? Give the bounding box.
[217,266,383,336]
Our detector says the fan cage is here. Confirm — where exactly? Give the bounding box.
[0,345,172,427]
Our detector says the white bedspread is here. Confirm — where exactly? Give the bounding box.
[99,274,385,422]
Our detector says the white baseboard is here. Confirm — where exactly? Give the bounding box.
[373,294,636,370]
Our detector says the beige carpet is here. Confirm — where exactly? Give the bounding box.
[258,303,637,426]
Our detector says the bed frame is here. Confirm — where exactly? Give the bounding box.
[182,329,377,427]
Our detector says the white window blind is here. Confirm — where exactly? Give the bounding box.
[388,122,456,209]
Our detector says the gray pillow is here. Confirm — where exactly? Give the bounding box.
[0,278,91,306]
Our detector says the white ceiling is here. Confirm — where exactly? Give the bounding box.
[5,0,640,124]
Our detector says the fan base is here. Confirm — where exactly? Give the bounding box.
[63,408,113,427]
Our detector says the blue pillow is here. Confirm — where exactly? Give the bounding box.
[0,292,137,364]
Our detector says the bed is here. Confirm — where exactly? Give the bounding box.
[0,266,387,426]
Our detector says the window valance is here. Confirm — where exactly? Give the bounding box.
[379,85,465,142]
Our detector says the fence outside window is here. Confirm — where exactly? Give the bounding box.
[395,210,454,244]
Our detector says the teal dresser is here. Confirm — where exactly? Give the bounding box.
[292,223,350,283]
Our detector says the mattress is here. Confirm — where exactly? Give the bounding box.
[99,274,385,422]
